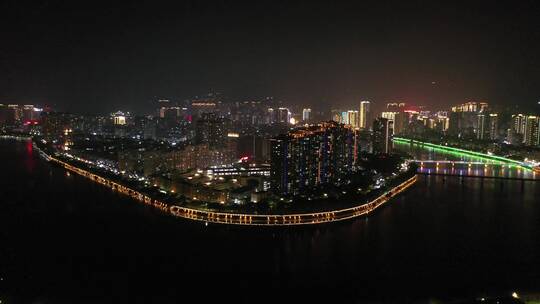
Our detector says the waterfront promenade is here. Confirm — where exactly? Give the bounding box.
[39,147,417,226]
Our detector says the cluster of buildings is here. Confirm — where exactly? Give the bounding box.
[0,104,43,127]
[3,95,540,204]
[447,101,497,140]
[509,114,540,146]
[331,100,371,129]
[375,100,539,147]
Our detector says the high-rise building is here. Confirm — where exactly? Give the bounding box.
[381,111,400,134]
[381,112,398,121]
[477,113,487,140]
[479,102,489,112]
[0,104,16,125]
[302,108,312,122]
[372,117,392,154]
[267,108,275,124]
[523,116,540,146]
[7,104,22,122]
[195,113,230,148]
[341,111,349,124]
[512,114,527,135]
[270,121,357,195]
[157,99,171,118]
[452,101,488,113]
[393,112,408,135]
[190,94,221,118]
[347,110,359,128]
[359,101,370,130]
[489,113,498,140]
[432,111,449,132]
[276,107,291,124]
[510,114,539,145]
[22,105,37,122]
[41,112,72,142]
[330,109,343,123]
[386,102,406,112]
[112,111,128,125]
[449,101,489,137]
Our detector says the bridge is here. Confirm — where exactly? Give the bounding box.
[414,164,539,181]
[408,159,539,181]
[409,159,539,181]
[394,137,540,181]
[413,160,507,165]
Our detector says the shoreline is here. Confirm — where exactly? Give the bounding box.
[27,137,417,226]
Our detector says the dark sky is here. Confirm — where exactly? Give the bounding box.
[1,0,540,113]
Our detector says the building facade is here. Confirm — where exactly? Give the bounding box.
[270,121,357,195]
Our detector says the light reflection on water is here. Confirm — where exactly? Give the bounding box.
[1,139,540,302]
[394,141,538,180]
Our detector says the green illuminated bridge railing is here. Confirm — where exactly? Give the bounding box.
[393,137,533,169]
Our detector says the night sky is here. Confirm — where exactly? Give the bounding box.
[2,0,540,113]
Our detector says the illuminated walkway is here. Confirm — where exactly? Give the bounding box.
[41,152,417,226]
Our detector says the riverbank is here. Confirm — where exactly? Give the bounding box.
[29,138,417,226]
[3,138,539,302]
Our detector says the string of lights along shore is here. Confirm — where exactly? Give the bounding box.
[4,2,540,303]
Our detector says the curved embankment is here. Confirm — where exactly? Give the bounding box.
[45,152,417,226]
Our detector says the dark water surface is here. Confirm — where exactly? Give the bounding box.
[1,139,540,303]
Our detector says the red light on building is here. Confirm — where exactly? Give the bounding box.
[24,120,40,125]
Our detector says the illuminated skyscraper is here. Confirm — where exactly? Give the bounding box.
[489,113,498,140]
[523,116,540,146]
[359,101,370,130]
[270,121,357,195]
[302,108,311,122]
[112,111,127,125]
[277,107,291,124]
[386,102,406,112]
[477,113,487,140]
[512,114,527,135]
[381,112,399,135]
[381,111,397,121]
[341,111,348,124]
[347,110,359,128]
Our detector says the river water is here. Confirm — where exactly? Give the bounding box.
[394,140,539,180]
[1,139,539,303]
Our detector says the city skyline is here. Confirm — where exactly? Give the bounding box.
[2,2,540,303]
[2,1,540,113]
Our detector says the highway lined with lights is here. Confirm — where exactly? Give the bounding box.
[40,149,417,226]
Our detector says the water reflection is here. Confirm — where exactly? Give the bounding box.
[395,141,538,180]
[1,139,540,302]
